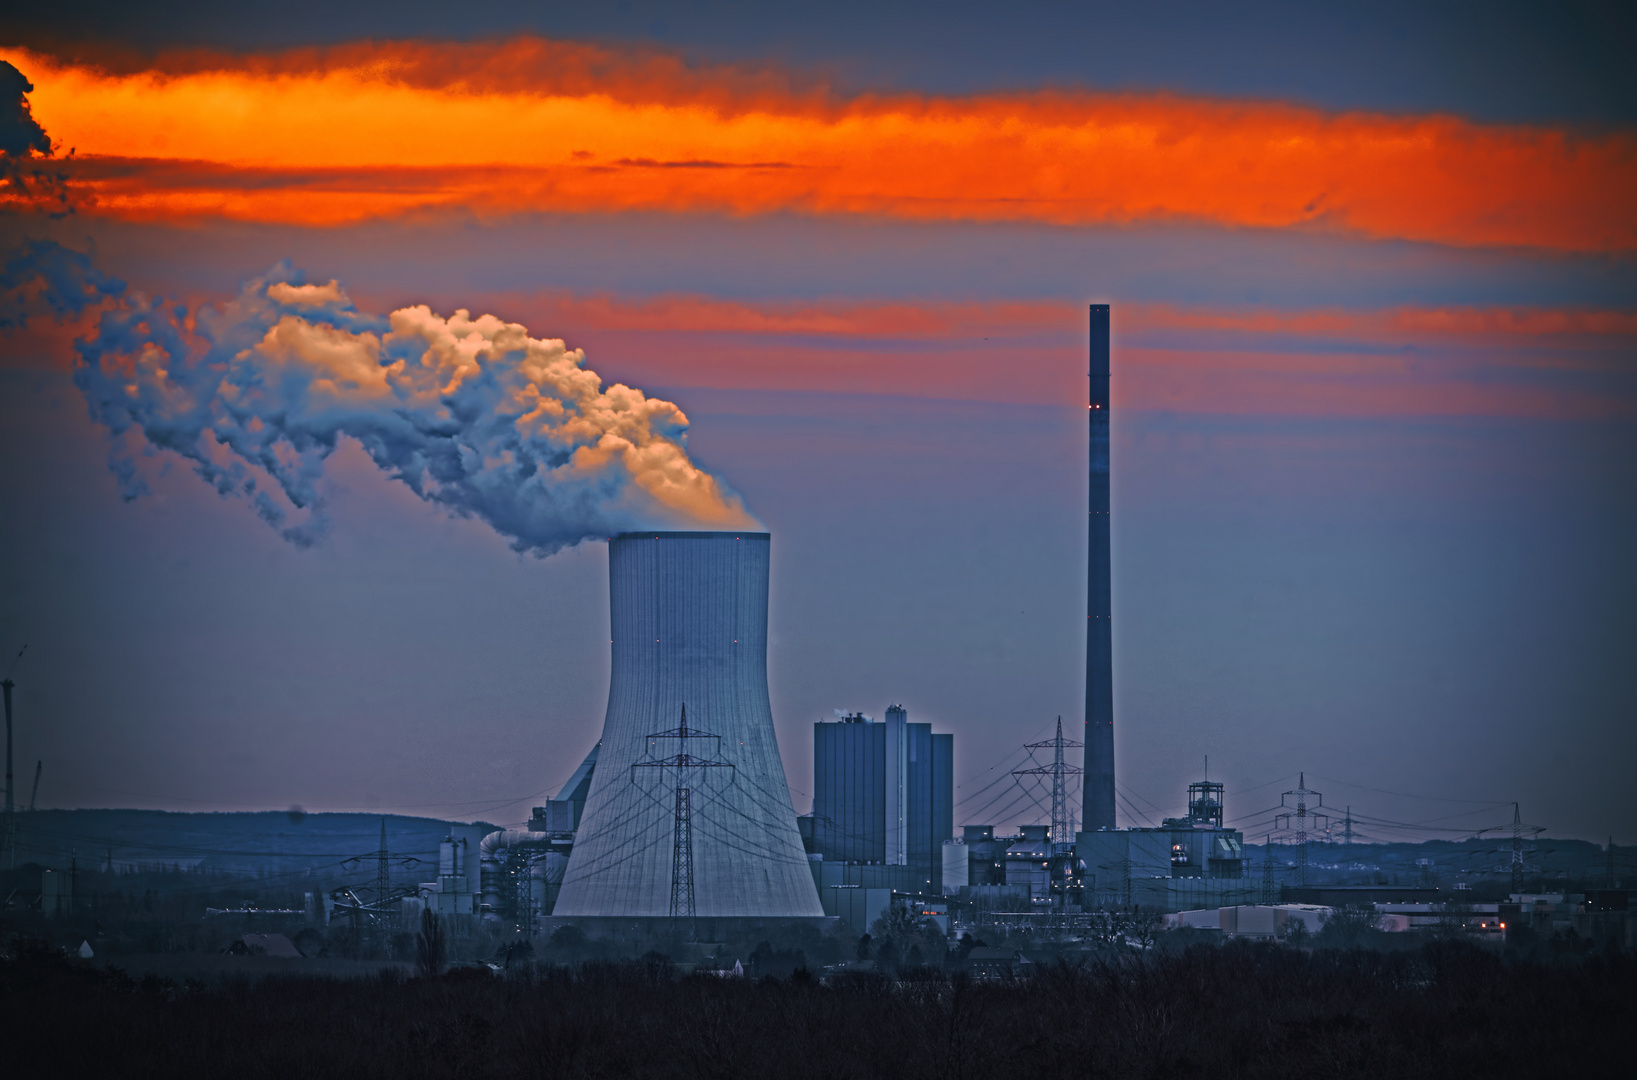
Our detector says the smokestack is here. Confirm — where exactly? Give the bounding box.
[554,532,823,918]
[1083,305,1116,831]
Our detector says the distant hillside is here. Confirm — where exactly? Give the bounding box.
[1245,836,1617,889]
[8,811,1620,895]
[12,810,499,877]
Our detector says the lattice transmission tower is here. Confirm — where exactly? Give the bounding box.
[1014,717,1084,911]
[1014,717,1084,846]
[1510,804,1529,893]
[1260,832,1278,904]
[2,646,27,871]
[331,820,422,953]
[1275,774,1327,889]
[632,704,734,941]
[1475,803,1543,896]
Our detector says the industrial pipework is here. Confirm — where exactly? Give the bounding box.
[478,828,565,919]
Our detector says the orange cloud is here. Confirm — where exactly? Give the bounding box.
[419,293,1629,419]
[551,335,1631,420]
[6,275,1628,418]
[5,40,1634,251]
[427,291,1637,345]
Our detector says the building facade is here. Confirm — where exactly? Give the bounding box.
[1076,777,1249,912]
[812,706,953,891]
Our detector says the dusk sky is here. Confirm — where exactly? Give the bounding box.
[0,1,1631,845]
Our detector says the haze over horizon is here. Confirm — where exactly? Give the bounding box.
[1,1,1632,845]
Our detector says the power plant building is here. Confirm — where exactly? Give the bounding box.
[1077,779,1254,911]
[553,532,824,920]
[811,707,953,892]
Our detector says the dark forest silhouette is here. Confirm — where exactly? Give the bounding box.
[1,935,1629,1078]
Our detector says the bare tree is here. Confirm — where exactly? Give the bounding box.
[415,908,446,978]
[1316,906,1378,949]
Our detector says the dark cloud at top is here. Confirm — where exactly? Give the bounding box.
[0,0,1633,124]
[0,61,50,158]
[0,59,77,215]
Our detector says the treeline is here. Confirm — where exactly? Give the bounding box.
[1,937,1629,1078]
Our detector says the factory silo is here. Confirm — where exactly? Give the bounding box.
[553,531,824,919]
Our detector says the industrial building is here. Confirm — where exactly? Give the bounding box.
[418,823,486,916]
[1077,778,1253,911]
[935,775,1250,917]
[940,825,1009,895]
[411,740,599,930]
[939,824,1073,911]
[512,306,1249,932]
[809,706,953,892]
[533,743,599,833]
[1170,904,1332,939]
[552,531,825,921]
[422,308,1125,938]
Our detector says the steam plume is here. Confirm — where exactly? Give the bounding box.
[0,239,124,327]
[68,263,758,552]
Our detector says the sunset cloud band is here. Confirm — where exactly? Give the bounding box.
[5,41,1634,252]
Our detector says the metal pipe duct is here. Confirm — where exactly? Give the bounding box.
[553,531,823,918]
[479,829,543,912]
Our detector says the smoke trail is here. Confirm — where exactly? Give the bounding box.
[4,68,754,554]
[0,238,125,328]
[68,262,759,552]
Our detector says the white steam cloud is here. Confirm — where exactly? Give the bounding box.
[70,263,759,552]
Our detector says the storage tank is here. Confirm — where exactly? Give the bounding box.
[553,531,823,918]
[941,839,969,895]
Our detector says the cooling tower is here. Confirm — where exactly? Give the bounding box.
[553,531,824,918]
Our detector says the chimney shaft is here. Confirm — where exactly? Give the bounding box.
[1083,305,1116,831]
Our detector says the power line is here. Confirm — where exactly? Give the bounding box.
[1304,774,1512,807]
[1115,788,1155,828]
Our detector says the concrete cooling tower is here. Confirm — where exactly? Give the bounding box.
[553,531,824,919]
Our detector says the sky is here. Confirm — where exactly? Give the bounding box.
[0,1,1632,846]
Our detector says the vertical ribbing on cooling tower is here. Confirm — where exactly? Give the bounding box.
[1084,305,1116,832]
[552,531,824,918]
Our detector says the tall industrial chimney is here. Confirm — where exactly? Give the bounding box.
[1083,305,1116,831]
[554,532,824,918]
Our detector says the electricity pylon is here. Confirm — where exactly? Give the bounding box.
[632,704,734,941]
[1274,774,1327,888]
[1014,717,1084,911]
